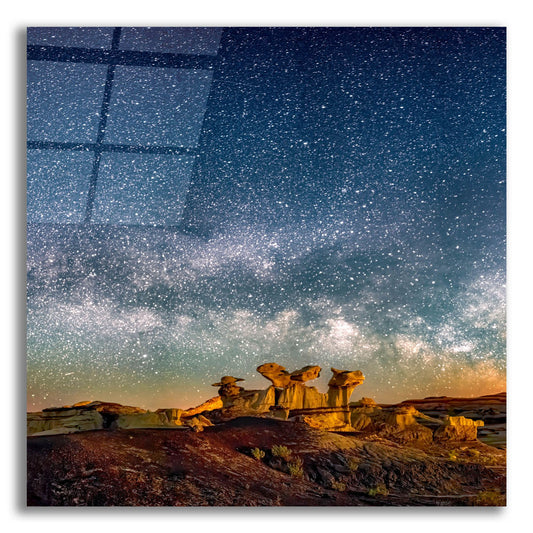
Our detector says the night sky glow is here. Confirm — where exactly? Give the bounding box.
[27,27,506,411]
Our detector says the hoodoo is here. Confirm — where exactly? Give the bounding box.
[28,364,485,442]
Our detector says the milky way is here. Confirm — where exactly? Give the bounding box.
[26,27,506,410]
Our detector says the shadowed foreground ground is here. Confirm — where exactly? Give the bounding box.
[27,417,505,506]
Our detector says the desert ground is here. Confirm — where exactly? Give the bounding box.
[27,393,505,506]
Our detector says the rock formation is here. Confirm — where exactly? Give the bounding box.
[348,400,484,443]
[351,397,377,408]
[434,415,484,441]
[256,363,321,387]
[210,379,276,420]
[210,375,277,419]
[26,365,487,443]
[375,405,434,444]
[328,368,365,388]
[181,396,223,418]
[210,363,366,430]
[183,414,214,432]
[289,365,322,382]
[212,376,245,400]
[27,408,104,436]
[326,368,365,408]
[256,363,293,387]
[113,411,184,430]
[27,400,152,435]
[350,401,383,431]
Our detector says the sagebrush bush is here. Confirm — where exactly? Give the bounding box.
[251,447,265,460]
[347,457,359,472]
[287,456,304,478]
[271,445,292,459]
[368,484,388,497]
[472,490,505,506]
[331,481,346,492]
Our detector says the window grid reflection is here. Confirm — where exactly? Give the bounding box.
[27,26,220,225]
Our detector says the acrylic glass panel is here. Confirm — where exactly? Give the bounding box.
[26,27,507,508]
[27,60,108,143]
[27,149,93,223]
[119,27,222,55]
[104,66,213,147]
[91,152,195,225]
[27,27,115,49]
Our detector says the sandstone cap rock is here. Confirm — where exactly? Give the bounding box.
[212,376,245,387]
[289,365,321,382]
[328,368,365,388]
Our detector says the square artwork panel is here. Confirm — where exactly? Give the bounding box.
[26,26,507,508]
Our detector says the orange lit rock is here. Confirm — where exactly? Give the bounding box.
[210,365,365,428]
[289,365,321,383]
[212,376,245,400]
[219,386,277,417]
[184,415,214,432]
[256,363,322,387]
[296,413,354,432]
[351,397,377,408]
[256,363,294,387]
[350,400,383,431]
[182,396,223,418]
[114,411,184,429]
[328,368,365,389]
[155,408,183,424]
[434,415,484,441]
[277,383,327,410]
[327,368,365,408]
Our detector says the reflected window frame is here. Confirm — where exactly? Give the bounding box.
[26,26,221,226]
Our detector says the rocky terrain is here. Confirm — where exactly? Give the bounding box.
[27,416,505,506]
[27,363,506,506]
[389,392,507,449]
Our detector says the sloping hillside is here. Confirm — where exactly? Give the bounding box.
[27,417,505,506]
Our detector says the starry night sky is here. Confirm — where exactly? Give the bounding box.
[26,27,506,411]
